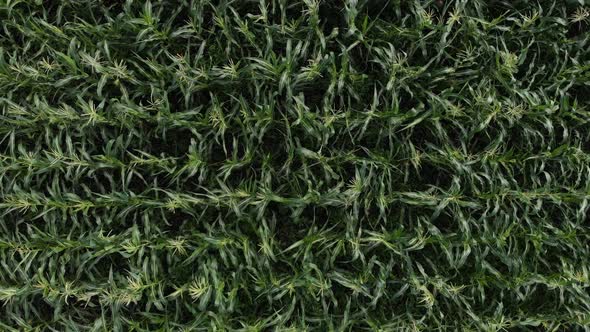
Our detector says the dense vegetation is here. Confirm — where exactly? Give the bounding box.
[1,0,589,330]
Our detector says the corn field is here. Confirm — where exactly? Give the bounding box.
[1,0,590,330]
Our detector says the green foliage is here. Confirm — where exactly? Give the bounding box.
[0,0,589,330]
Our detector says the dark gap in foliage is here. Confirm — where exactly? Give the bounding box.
[318,1,345,36]
[101,0,125,12]
[25,297,56,323]
[363,0,404,23]
[82,253,129,282]
[260,127,290,167]
[300,82,329,110]
[415,160,453,190]
[162,209,201,234]
[207,134,242,165]
[147,128,194,158]
[274,216,304,249]
[483,1,524,18]
[469,129,497,155]
[431,211,456,234]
